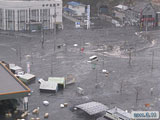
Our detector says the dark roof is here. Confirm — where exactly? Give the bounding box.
[0,62,30,100]
[76,101,109,115]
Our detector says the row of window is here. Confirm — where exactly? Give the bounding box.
[42,3,60,7]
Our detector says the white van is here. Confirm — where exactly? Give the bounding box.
[89,55,98,62]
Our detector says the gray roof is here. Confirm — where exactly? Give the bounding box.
[105,107,132,120]
[76,101,109,115]
[0,62,30,100]
[132,1,150,12]
[39,81,58,92]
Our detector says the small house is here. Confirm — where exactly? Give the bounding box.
[65,1,86,16]
[125,2,157,28]
[114,4,128,23]
[48,77,65,89]
[39,81,58,93]
[140,3,156,28]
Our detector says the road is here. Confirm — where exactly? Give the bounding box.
[0,18,160,120]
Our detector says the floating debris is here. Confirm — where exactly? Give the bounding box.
[43,101,49,106]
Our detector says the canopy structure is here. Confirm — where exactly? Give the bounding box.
[0,62,30,100]
[76,101,109,115]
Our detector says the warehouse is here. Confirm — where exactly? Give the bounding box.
[0,0,63,31]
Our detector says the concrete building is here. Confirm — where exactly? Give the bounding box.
[0,0,63,31]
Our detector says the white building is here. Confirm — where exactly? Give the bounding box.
[66,1,86,16]
[0,0,63,31]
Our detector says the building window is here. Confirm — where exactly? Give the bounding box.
[46,4,48,7]
[50,4,52,7]
[42,4,45,7]
[53,4,56,7]
[57,4,60,6]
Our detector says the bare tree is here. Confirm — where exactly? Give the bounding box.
[120,80,124,94]
[135,86,142,104]
[128,49,132,65]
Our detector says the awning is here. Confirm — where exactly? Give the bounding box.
[0,62,30,100]
[76,101,109,115]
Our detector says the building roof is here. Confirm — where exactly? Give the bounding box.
[132,1,151,13]
[0,62,30,100]
[64,7,76,13]
[48,77,65,84]
[105,107,132,120]
[67,1,85,7]
[76,101,109,115]
[115,4,128,11]
[39,81,58,92]
[19,73,35,80]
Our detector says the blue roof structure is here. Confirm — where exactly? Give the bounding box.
[67,1,83,7]
[64,7,76,13]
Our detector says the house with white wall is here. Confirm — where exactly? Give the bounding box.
[65,1,86,16]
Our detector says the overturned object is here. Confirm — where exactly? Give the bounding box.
[89,55,98,62]
[77,87,84,95]
[30,118,35,120]
[38,78,45,84]
[75,101,108,115]
[32,107,39,114]
[21,111,28,118]
[44,113,49,118]
[60,104,65,108]
[5,112,12,118]
[64,103,68,107]
[43,101,49,106]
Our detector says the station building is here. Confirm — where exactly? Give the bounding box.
[0,0,63,31]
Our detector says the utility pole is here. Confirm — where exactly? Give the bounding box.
[151,50,154,71]
[51,5,57,75]
[102,45,105,69]
[120,80,124,94]
[41,10,45,49]
[29,8,31,33]
[53,6,56,52]
[129,49,132,65]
